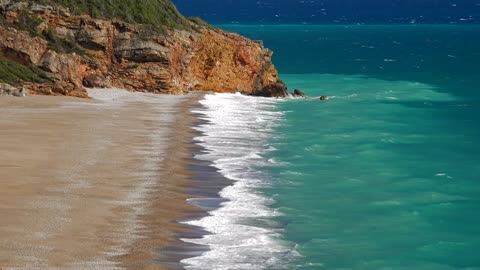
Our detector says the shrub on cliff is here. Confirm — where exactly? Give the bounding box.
[37,0,190,30]
[0,57,51,84]
[0,9,42,37]
[43,28,86,55]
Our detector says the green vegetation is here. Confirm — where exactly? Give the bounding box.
[188,16,210,32]
[188,17,209,27]
[0,9,42,37]
[37,0,191,30]
[0,57,51,84]
[43,28,86,55]
[0,11,49,84]
[16,10,43,36]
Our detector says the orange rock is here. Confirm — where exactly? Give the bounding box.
[40,51,87,88]
[24,82,89,98]
[1,2,288,97]
[0,26,48,65]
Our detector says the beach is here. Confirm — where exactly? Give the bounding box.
[0,89,201,269]
[2,24,480,270]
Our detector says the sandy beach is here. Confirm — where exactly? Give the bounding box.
[0,89,201,269]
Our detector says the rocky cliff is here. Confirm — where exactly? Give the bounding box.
[0,1,287,97]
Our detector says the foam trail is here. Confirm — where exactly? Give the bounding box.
[181,93,297,270]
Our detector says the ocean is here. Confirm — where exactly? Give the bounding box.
[172,0,480,24]
[180,25,480,269]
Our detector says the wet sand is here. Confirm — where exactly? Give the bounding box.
[155,115,236,269]
[0,89,201,269]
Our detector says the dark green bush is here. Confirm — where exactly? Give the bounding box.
[0,57,51,84]
[43,28,86,55]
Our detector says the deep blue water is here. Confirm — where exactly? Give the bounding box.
[173,0,480,24]
[181,24,480,269]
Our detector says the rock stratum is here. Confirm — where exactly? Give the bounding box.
[0,0,288,97]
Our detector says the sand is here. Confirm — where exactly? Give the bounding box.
[0,89,201,269]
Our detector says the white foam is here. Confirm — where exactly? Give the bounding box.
[182,93,297,269]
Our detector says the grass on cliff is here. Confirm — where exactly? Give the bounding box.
[0,9,43,37]
[38,0,191,31]
[0,57,51,84]
[43,28,87,55]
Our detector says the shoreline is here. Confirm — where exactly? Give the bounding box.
[156,111,236,269]
[0,89,207,269]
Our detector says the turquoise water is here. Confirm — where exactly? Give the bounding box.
[268,74,480,269]
[182,25,480,269]
[222,25,480,269]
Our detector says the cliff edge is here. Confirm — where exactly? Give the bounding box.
[0,0,287,97]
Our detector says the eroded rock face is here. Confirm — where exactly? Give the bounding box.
[115,40,170,63]
[183,29,282,95]
[75,19,113,51]
[0,26,48,65]
[0,2,288,97]
[40,50,87,87]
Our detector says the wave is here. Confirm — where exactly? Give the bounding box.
[181,93,298,270]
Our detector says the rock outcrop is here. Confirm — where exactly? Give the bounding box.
[0,1,287,97]
[0,26,48,65]
[0,83,25,96]
[293,89,305,97]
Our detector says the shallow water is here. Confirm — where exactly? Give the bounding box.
[182,25,480,269]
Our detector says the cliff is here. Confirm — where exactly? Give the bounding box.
[0,0,287,97]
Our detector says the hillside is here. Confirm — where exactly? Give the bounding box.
[38,0,190,29]
[0,0,287,97]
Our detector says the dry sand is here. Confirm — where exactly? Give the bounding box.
[0,89,201,269]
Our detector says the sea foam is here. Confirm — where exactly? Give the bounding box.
[181,93,297,270]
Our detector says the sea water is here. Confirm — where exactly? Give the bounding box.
[181,25,480,269]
